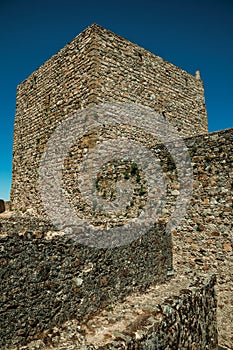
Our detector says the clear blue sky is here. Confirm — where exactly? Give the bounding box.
[0,0,232,200]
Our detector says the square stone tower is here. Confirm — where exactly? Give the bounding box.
[11,24,208,211]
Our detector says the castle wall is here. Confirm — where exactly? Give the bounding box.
[1,275,218,350]
[10,24,207,212]
[0,223,172,349]
[3,128,232,348]
[7,23,232,348]
[172,128,233,349]
[150,128,232,241]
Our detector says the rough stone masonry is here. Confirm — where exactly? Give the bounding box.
[10,23,208,212]
[1,24,232,349]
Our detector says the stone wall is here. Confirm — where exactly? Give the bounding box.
[3,275,218,350]
[0,222,172,349]
[11,23,207,212]
[6,23,232,349]
[72,275,218,350]
[129,127,232,348]
[2,128,232,348]
[171,128,233,349]
[0,216,53,235]
[150,128,232,239]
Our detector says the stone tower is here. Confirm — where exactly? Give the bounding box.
[11,24,208,211]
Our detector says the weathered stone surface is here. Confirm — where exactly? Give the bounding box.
[10,23,207,212]
[0,199,5,213]
[0,221,172,349]
[3,24,233,349]
[3,275,218,350]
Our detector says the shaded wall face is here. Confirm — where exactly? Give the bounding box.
[0,222,173,348]
[11,26,98,211]
[11,24,207,212]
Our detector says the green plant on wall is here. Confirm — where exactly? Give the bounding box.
[130,162,139,176]
[95,178,100,191]
[167,154,176,170]
[139,185,146,196]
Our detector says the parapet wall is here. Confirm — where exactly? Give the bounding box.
[1,273,218,350]
[0,222,172,349]
[61,275,218,350]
